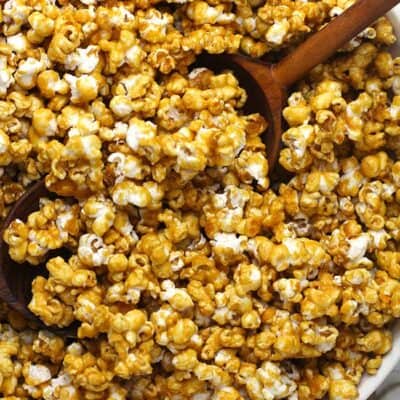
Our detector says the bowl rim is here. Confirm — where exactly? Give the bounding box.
[357,7,400,400]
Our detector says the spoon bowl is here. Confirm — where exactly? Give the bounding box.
[0,179,49,321]
[0,180,76,335]
[195,53,284,168]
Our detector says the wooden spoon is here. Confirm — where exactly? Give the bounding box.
[201,0,400,169]
[0,0,399,333]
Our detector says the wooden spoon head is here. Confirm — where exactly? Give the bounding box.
[0,180,76,336]
[195,53,286,171]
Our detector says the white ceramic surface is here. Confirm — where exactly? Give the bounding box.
[370,362,400,399]
[357,6,400,400]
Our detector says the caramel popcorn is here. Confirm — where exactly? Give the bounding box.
[0,0,400,398]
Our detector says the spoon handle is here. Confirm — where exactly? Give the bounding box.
[272,0,400,88]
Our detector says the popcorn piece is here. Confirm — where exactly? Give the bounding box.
[77,234,111,267]
[23,363,52,386]
[245,361,297,400]
[15,54,49,90]
[160,280,194,312]
[46,134,104,197]
[0,56,15,98]
[64,46,100,74]
[29,277,75,327]
[64,74,99,104]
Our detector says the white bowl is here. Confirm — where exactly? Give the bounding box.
[357,7,400,400]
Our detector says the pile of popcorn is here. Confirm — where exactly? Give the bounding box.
[1,0,400,399]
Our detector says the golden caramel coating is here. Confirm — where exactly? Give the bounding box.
[0,0,400,398]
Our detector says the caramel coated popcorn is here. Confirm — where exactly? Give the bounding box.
[1,0,400,399]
